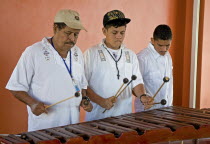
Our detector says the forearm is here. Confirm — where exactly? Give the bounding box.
[81,89,87,97]
[10,90,47,116]
[10,90,38,107]
[132,84,146,98]
[86,87,105,106]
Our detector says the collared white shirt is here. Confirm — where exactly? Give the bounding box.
[135,43,173,112]
[84,39,143,121]
[6,37,87,131]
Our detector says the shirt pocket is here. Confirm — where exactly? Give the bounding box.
[144,70,160,81]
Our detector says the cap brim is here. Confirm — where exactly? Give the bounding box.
[64,22,87,32]
[120,18,131,24]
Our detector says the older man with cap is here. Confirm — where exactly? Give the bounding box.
[6,9,92,131]
[84,10,153,121]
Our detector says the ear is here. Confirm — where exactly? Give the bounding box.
[102,27,107,36]
[53,24,59,34]
[151,38,154,45]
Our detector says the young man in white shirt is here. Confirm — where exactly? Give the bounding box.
[84,10,153,121]
[6,9,92,131]
[135,24,173,112]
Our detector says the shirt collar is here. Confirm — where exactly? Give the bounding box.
[99,38,125,50]
[42,37,57,52]
[42,37,77,52]
[42,37,79,61]
[42,37,52,47]
[148,42,168,60]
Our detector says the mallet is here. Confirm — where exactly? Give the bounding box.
[103,75,137,113]
[102,78,129,113]
[153,99,167,105]
[152,77,170,99]
[116,75,137,98]
[45,92,80,109]
[115,78,129,97]
[145,77,169,109]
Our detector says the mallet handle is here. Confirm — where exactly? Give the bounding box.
[116,80,133,98]
[114,83,125,97]
[45,95,75,109]
[152,82,165,99]
[103,80,133,113]
[102,83,126,113]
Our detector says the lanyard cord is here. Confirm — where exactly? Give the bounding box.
[104,47,122,79]
[50,37,73,78]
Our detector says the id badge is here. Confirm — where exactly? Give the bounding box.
[72,78,80,92]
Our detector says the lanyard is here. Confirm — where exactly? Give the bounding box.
[51,37,73,78]
[62,51,73,78]
[104,46,122,79]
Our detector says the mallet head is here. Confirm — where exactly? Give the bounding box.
[131,75,137,80]
[163,77,170,82]
[123,78,129,84]
[75,92,80,97]
[21,134,27,139]
[161,99,167,105]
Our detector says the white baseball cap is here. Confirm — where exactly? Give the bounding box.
[54,9,87,31]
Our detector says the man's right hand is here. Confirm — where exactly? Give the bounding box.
[100,96,117,110]
[140,95,154,110]
[29,102,48,116]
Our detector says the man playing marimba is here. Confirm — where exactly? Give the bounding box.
[6,9,92,131]
[84,10,153,121]
[135,24,173,112]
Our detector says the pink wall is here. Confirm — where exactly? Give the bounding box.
[0,0,194,134]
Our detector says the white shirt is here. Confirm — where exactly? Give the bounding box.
[84,39,143,121]
[135,43,173,112]
[6,37,87,131]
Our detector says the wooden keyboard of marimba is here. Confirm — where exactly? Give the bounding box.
[1,106,210,144]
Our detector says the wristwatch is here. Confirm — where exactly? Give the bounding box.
[82,96,90,105]
[82,96,90,101]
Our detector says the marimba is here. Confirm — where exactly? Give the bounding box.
[1,106,210,144]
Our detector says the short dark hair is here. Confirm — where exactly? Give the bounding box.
[104,20,127,29]
[54,23,67,30]
[153,24,172,40]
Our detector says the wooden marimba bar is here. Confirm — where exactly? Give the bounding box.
[1,106,210,144]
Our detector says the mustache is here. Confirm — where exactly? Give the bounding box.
[65,42,75,45]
